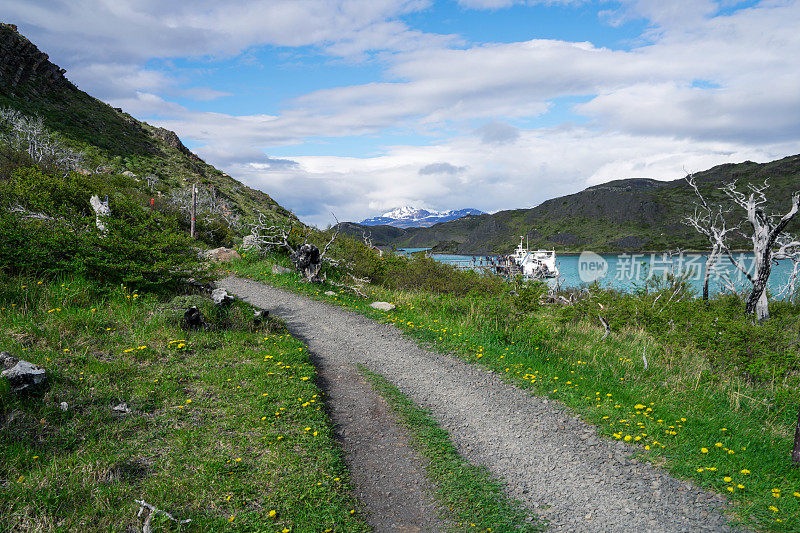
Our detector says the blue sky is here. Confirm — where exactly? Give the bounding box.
[3,0,799,226]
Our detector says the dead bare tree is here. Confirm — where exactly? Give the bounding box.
[362,230,383,257]
[249,213,339,282]
[170,184,241,230]
[684,174,740,301]
[0,107,84,171]
[774,232,800,302]
[720,180,800,321]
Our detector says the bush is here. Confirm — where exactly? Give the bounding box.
[556,277,800,383]
[0,165,206,294]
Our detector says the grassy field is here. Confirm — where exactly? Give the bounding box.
[0,275,368,532]
[232,256,800,532]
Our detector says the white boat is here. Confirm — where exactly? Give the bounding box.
[511,236,559,279]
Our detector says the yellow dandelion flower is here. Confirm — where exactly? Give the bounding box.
[269,510,276,517]
[701,448,709,453]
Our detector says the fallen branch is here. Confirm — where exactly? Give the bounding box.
[599,316,610,340]
[135,499,191,533]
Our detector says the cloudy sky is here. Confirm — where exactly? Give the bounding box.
[4,0,800,226]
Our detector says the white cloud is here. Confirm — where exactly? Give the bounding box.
[224,126,789,227]
[5,0,800,229]
[475,121,521,145]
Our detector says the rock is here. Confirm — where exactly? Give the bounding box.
[59,401,68,411]
[370,302,396,311]
[182,306,208,330]
[204,247,241,263]
[242,234,260,251]
[112,402,131,413]
[121,170,136,177]
[211,288,235,306]
[324,291,337,296]
[253,309,269,325]
[1,351,47,394]
[271,264,292,274]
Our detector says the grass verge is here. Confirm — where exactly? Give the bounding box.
[231,257,800,532]
[359,366,544,533]
[0,275,368,532]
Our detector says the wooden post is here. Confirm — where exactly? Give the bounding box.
[190,183,197,238]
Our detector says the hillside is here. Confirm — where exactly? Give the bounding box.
[0,23,295,230]
[340,155,800,254]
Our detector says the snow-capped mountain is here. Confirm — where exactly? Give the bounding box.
[360,206,485,228]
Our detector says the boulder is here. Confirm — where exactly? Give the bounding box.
[1,351,47,394]
[271,264,292,274]
[242,234,260,251]
[370,302,396,312]
[211,288,235,306]
[204,247,241,263]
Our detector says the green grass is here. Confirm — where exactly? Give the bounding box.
[359,367,544,533]
[232,256,800,532]
[0,276,368,532]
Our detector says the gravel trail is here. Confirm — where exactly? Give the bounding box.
[220,276,742,533]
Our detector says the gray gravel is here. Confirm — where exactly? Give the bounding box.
[220,276,743,532]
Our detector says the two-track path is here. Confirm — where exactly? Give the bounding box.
[220,276,742,533]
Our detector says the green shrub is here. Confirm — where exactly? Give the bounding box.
[0,165,206,294]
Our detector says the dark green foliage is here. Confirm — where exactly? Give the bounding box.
[80,196,206,294]
[0,165,96,217]
[0,165,206,294]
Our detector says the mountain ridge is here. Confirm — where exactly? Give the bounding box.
[339,155,800,254]
[360,206,484,228]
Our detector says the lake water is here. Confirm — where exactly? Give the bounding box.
[398,249,798,298]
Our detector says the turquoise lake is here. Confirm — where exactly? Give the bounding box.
[398,249,798,299]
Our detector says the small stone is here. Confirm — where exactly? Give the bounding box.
[112,402,131,413]
[271,264,292,274]
[370,302,396,311]
[211,288,235,306]
[59,402,68,411]
[324,291,337,296]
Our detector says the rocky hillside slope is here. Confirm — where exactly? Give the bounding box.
[0,23,295,229]
[341,155,800,253]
